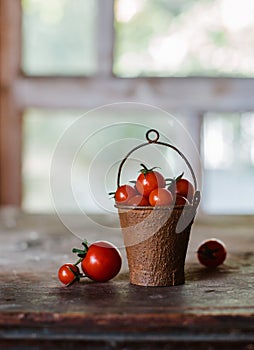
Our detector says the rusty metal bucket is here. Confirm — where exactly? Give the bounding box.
[115,129,201,287]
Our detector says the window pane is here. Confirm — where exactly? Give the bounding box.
[202,112,254,214]
[114,0,254,77]
[22,110,80,212]
[22,107,199,213]
[22,0,97,75]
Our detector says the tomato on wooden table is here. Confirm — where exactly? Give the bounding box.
[136,164,166,197]
[73,240,122,282]
[58,263,80,286]
[197,239,227,268]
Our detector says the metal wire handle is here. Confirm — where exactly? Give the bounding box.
[117,129,200,207]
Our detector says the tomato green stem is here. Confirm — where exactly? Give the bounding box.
[66,279,78,287]
[72,239,89,260]
[65,266,81,287]
[139,163,160,175]
[201,246,219,260]
[74,257,83,266]
[175,172,184,182]
[140,163,149,172]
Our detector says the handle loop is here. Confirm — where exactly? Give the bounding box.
[117,129,198,191]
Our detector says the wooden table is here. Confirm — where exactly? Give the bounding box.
[0,208,254,349]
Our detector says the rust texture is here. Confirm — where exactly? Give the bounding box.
[117,206,196,286]
[115,129,200,286]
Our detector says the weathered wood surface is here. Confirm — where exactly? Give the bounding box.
[0,210,254,349]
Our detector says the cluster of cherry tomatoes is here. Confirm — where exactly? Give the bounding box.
[58,240,122,287]
[113,164,194,207]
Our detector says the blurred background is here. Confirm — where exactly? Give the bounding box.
[1,0,254,216]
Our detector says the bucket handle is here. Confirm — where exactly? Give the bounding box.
[117,129,200,208]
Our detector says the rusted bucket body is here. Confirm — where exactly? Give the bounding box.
[117,201,199,287]
[115,129,200,287]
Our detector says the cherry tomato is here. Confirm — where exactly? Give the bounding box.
[114,185,137,204]
[197,239,227,268]
[127,194,150,206]
[136,164,166,197]
[81,241,122,282]
[176,178,194,202]
[58,263,80,286]
[149,188,173,206]
[174,195,189,206]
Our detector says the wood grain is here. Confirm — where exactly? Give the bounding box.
[0,210,253,349]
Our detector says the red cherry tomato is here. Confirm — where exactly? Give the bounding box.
[58,263,80,286]
[174,195,189,206]
[81,241,122,282]
[197,239,227,268]
[127,194,150,206]
[176,178,194,202]
[149,188,173,206]
[136,164,166,197]
[114,185,137,204]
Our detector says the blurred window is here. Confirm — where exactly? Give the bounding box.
[1,0,253,216]
[22,0,97,75]
[202,112,254,214]
[23,108,195,213]
[114,0,254,77]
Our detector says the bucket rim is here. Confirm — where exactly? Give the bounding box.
[115,191,200,212]
[114,204,193,211]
